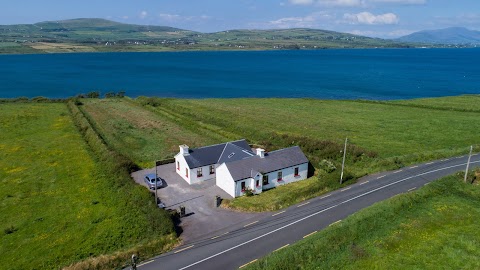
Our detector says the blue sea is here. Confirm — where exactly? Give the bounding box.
[0,49,479,99]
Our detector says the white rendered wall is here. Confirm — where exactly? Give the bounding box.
[175,154,217,185]
[174,154,191,184]
[188,164,216,184]
[234,178,255,198]
[216,164,236,198]
[261,163,309,190]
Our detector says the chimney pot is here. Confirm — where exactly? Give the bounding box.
[180,145,190,156]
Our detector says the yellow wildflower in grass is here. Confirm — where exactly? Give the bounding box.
[8,145,22,153]
[6,167,27,174]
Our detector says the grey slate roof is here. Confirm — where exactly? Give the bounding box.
[224,146,309,181]
[183,139,253,169]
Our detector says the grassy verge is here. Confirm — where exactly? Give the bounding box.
[246,172,480,269]
[0,103,177,269]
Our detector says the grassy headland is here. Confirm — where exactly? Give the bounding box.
[0,103,177,269]
[0,18,418,54]
[245,173,480,269]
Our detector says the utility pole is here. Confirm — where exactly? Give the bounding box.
[340,138,348,184]
[464,145,473,183]
[155,160,160,205]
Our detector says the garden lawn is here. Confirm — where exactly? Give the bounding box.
[246,174,480,270]
[0,103,176,269]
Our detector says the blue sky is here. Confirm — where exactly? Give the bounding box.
[1,0,479,38]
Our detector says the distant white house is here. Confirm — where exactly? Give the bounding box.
[174,139,309,198]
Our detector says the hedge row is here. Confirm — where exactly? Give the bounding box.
[66,101,177,269]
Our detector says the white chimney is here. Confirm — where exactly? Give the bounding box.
[256,148,265,158]
[179,145,190,156]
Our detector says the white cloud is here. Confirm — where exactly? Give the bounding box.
[265,12,335,28]
[318,0,365,7]
[139,11,148,19]
[370,0,426,4]
[159,13,181,22]
[348,29,414,38]
[289,0,425,6]
[344,12,399,24]
[158,13,211,23]
[289,0,315,5]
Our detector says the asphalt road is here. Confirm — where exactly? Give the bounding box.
[133,153,480,270]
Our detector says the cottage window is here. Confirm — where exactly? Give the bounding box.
[197,168,203,177]
[294,167,299,176]
[209,165,215,175]
[262,175,269,185]
[186,168,189,178]
[241,181,246,192]
[177,161,180,171]
[277,171,283,181]
[256,180,260,187]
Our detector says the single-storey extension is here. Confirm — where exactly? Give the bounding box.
[174,139,309,198]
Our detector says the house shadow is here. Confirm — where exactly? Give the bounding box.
[167,210,195,237]
[308,162,316,178]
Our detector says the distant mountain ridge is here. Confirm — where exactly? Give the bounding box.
[0,18,414,54]
[397,27,480,44]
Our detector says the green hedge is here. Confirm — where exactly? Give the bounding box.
[66,101,177,269]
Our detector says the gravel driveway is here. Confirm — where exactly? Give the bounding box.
[131,163,267,243]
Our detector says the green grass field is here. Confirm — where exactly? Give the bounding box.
[0,103,177,269]
[80,98,222,168]
[150,98,479,159]
[393,94,480,112]
[246,173,480,270]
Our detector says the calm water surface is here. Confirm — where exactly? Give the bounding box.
[0,49,479,99]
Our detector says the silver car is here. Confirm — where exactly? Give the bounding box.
[144,173,163,190]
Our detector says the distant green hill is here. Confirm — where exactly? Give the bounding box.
[0,18,416,54]
[397,27,480,45]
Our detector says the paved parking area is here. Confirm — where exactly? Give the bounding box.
[131,163,267,243]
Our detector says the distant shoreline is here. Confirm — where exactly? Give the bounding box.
[1,44,476,56]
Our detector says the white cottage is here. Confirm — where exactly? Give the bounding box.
[174,139,309,197]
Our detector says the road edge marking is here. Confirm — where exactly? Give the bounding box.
[211,232,229,240]
[297,202,310,207]
[174,245,194,254]
[138,260,155,267]
[274,244,290,252]
[303,231,317,238]
[330,220,342,226]
[272,210,286,217]
[239,259,258,269]
[244,221,258,227]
